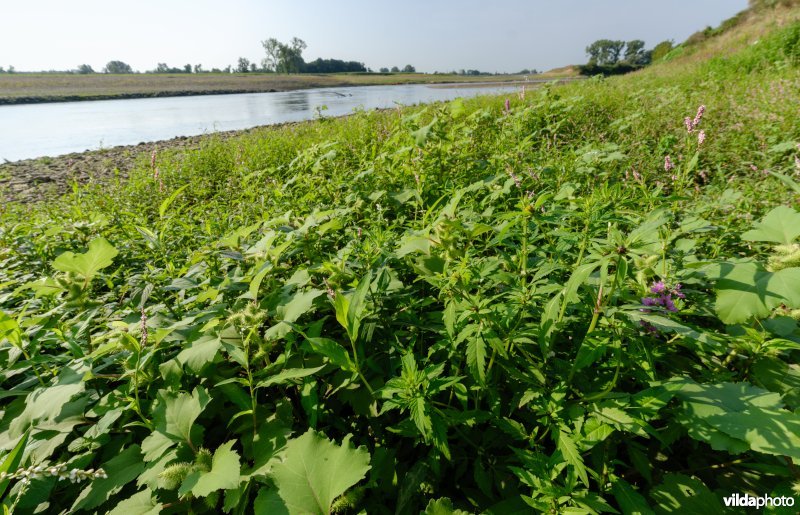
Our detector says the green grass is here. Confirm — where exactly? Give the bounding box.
[1,12,800,515]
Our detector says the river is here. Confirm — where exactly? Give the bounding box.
[0,83,526,162]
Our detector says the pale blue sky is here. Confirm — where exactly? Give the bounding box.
[1,0,749,73]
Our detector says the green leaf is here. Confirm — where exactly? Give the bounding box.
[708,262,800,324]
[176,335,221,373]
[257,364,327,389]
[154,387,210,444]
[52,237,118,282]
[108,489,163,515]
[424,497,471,515]
[742,206,800,244]
[466,335,487,384]
[556,430,589,487]
[269,429,371,515]
[0,430,29,499]
[612,480,654,515]
[705,406,800,459]
[179,441,241,497]
[71,445,145,511]
[649,474,722,513]
[159,183,190,218]
[254,488,290,515]
[302,337,356,372]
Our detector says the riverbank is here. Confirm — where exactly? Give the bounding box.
[0,71,576,105]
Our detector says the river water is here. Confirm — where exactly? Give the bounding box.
[0,82,525,162]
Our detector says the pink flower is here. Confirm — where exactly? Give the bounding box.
[150,149,157,169]
[664,155,674,172]
[693,105,706,128]
[698,130,706,145]
[504,98,510,112]
[684,117,694,133]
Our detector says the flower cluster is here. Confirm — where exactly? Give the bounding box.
[642,281,685,313]
[0,464,107,487]
[664,155,674,172]
[684,105,706,141]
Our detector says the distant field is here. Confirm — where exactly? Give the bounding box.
[0,71,572,104]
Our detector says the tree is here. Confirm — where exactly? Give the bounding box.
[651,40,674,62]
[390,66,399,72]
[623,40,651,65]
[379,67,389,73]
[402,64,416,73]
[585,40,625,66]
[103,60,133,73]
[261,37,281,71]
[249,62,257,72]
[193,64,203,73]
[76,64,95,74]
[236,57,251,73]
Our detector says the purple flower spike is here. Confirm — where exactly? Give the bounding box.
[642,297,658,307]
[650,281,667,294]
[664,295,677,312]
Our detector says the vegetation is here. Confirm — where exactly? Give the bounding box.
[2,4,800,514]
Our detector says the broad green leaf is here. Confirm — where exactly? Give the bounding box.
[269,429,371,515]
[9,366,86,437]
[108,489,163,515]
[742,206,800,244]
[179,441,241,497]
[256,364,327,389]
[176,335,221,373]
[708,262,800,324]
[154,387,210,444]
[649,474,722,513]
[277,289,324,324]
[254,488,290,515]
[52,237,118,281]
[396,234,432,257]
[612,480,654,515]
[302,337,356,372]
[0,430,29,499]
[71,445,145,511]
[705,406,800,459]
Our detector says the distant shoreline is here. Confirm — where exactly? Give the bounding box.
[0,72,579,106]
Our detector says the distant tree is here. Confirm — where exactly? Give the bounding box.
[236,57,251,73]
[623,40,651,65]
[585,40,625,65]
[402,64,416,73]
[182,64,191,73]
[224,65,232,73]
[7,65,14,73]
[379,67,389,73]
[250,62,257,72]
[77,64,95,74]
[211,67,222,73]
[194,64,203,73]
[390,66,399,72]
[103,60,133,73]
[0,67,4,73]
[155,63,169,73]
[261,37,281,71]
[651,40,675,62]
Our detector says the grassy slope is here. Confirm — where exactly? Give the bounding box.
[0,71,570,104]
[1,2,800,513]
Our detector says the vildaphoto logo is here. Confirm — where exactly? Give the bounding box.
[722,493,795,509]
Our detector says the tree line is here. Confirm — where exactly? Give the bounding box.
[580,39,674,76]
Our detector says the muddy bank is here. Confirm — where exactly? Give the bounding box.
[0,129,260,203]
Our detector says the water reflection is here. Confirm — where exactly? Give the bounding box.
[0,83,521,162]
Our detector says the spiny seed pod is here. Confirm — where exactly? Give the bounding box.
[195,448,213,472]
[331,487,366,514]
[768,244,800,271]
[159,462,193,490]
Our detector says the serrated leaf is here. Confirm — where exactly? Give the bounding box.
[254,488,290,515]
[556,430,589,487]
[466,335,487,384]
[742,206,800,244]
[179,441,241,497]
[269,429,371,515]
[302,337,356,372]
[424,497,471,515]
[52,237,118,281]
[705,406,800,459]
[612,480,654,515]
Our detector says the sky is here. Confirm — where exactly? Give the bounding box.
[1,0,750,73]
